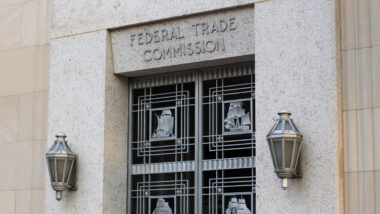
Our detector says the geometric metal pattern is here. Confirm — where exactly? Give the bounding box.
[131,172,195,214]
[202,71,255,160]
[202,168,255,214]
[202,157,255,171]
[200,64,255,214]
[128,63,255,214]
[131,82,196,164]
[130,157,255,175]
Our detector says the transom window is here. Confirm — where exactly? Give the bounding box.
[128,63,255,214]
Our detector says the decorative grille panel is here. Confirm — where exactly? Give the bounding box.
[131,82,196,164]
[128,63,255,214]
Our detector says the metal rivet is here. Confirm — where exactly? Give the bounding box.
[217,136,223,142]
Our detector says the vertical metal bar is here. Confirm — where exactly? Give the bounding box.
[215,77,219,161]
[177,84,182,162]
[127,81,133,214]
[54,158,58,184]
[147,89,150,165]
[196,70,202,214]
[221,74,226,214]
[147,174,150,214]
[175,172,178,213]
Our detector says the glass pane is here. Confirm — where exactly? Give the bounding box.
[273,140,283,168]
[57,159,65,182]
[285,121,292,131]
[275,121,283,131]
[284,141,294,168]
[292,140,301,168]
[48,159,56,182]
[64,160,73,182]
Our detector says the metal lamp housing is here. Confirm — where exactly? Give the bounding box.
[46,133,77,201]
[266,110,302,190]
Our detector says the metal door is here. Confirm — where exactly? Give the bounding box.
[128,63,255,214]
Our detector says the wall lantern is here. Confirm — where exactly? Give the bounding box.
[46,133,77,201]
[266,110,302,190]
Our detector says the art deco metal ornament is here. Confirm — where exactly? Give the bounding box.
[226,197,252,214]
[266,110,302,190]
[224,102,251,132]
[46,133,77,201]
[152,109,174,139]
[152,198,173,214]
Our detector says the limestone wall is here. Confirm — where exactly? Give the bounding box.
[0,0,50,213]
[340,0,380,213]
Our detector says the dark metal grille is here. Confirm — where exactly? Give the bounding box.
[202,168,255,214]
[131,82,196,164]
[131,172,195,214]
[202,73,255,160]
[128,63,255,214]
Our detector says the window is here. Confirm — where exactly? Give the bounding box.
[128,63,255,214]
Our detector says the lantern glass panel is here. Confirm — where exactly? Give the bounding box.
[293,140,300,160]
[274,121,283,131]
[273,140,283,168]
[284,141,294,168]
[64,160,73,182]
[285,121,292,131]
[57,159,65,182]
[48,159,56,181]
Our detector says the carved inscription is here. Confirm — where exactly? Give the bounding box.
[129,17,237,62]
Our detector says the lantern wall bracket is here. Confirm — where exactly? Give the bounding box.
[67,161,78,191]
[294,158,302,178]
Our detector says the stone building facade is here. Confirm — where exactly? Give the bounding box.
[0,0,378,214]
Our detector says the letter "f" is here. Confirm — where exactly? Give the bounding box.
[130,34,136,46]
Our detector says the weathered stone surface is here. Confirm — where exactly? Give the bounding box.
[255,0,343,214]
[111,6,254,76]
[51,0,255,39]
[47,30,107,214]
[46,30,128,214]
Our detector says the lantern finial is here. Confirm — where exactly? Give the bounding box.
[278,110,291,119]
[55,132,67,141]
